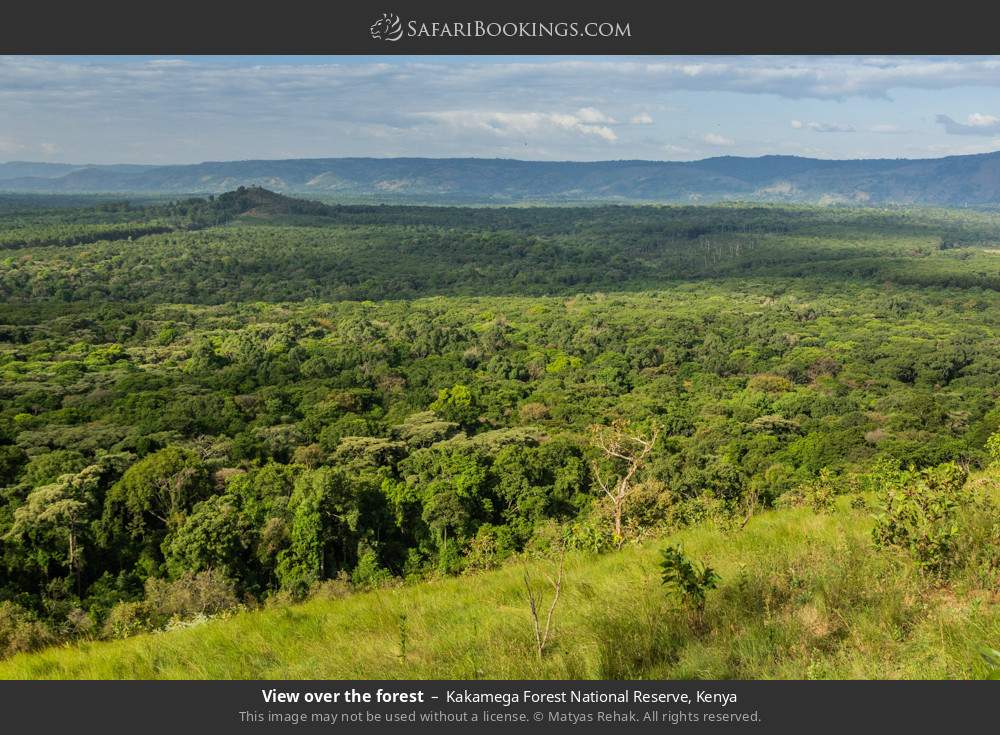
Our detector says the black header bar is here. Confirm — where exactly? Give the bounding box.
[3,1,1000,54]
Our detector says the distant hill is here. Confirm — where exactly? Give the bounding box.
[0,161,156,181]
[205,185,334,217]
[3,153,1000,205]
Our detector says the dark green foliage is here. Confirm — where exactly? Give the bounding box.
[102,446,212,539]
[5,198,1000,304]
[659,544,720,613]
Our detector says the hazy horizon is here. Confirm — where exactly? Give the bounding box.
[4,56,1000,165]
[5,148,1000,169]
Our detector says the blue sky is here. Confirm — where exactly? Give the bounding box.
[2,55,1000,164]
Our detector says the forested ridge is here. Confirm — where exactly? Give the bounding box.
[7,152,1000,206]
[2,191,1000,672]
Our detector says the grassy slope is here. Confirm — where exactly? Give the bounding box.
[2,497,998,680]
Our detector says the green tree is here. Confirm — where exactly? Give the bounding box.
[276,467,362,594]
[165,494,249,583]
[102,446,212,543]
[5,466,99,594]
[430,384,480,428]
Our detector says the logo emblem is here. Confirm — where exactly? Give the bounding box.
[370,12,403,42]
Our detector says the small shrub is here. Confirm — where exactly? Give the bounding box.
[872,461,969,576]
[620,480,677,537]
[144,568,240,626]
[308,572,352,600]
[164,613,213,632]
[397,613,409,660]
[65,607,96,637]
[102,601,152,640]
[560,513,614,554]
[464,523,515,572]
[518,402,549,422]
[671,492,729,528]
[0,602,54,658]
[436,538,464,576]
[986,432,1000,466]
[798,468,838,513]
[659,544,720,617]
[953,495,1000,589]
[351,550,393,589]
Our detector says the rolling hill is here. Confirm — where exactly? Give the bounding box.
[2,152,1000,205]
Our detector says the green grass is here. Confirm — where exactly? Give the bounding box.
[2,497,998,680]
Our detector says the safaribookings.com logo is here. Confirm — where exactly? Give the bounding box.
[369,13,631,42]
[370,13,404,41]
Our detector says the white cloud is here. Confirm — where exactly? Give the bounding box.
[575,107,616,124]
[968,112,1000,127]
[792,120,855,133]
[416,109,618,142]
[936,113,1000,136]
[702,133,735,146]
[869,123,906,134]
[567,56,1000,100]
[0,136,24,155]
[2,56,1000,163]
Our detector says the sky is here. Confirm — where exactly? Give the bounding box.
[2,55,1000,165]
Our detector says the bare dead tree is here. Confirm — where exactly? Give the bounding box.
[591,420,660,543]
[522,544,566,660]
[738,484,760,531]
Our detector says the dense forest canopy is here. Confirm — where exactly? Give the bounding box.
[1,189,1000,658]
[4,189,1000,304]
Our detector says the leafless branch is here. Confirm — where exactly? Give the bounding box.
[523,544,566,659]
[590,421,660,543]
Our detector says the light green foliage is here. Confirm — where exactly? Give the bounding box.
[101,602,151,640]
[986,432,1000,466]
[143,569,240,624]
[430,384,479,427]
[351,549,393,589]
[21,450,88,487]
[6,478,89,575]
[872,462,970,575]
[796,468,838,513]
